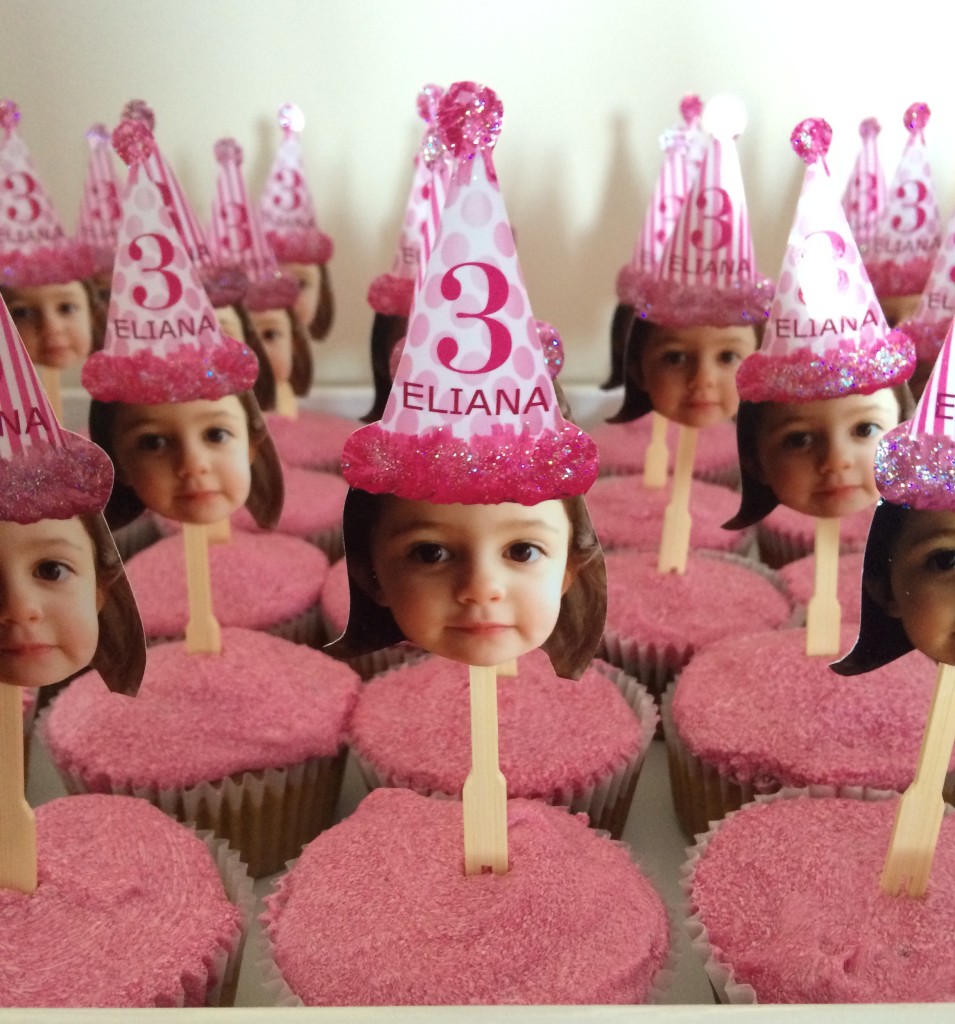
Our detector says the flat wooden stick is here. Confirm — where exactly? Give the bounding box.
[275,380,298,419]
[462,664,508,875]
[805,517,841,656]
[496,659,517,676]
[0,684,36,893]
[657,425,697,575]
[881,662,955,898]
[642,411,670,490]
[205,519,232,545]
[183,523,221,654]
[38,366,62,425]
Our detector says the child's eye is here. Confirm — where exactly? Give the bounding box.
[205,426,232,444]
[853,421,882,439]
[660,350,687,367]
[506,542,542,564]
[8,306,33,323]
[35,560,72,582]
[410,543,450,565]
[926,549,955,573]
[261,330,279,344]
[781,431,813,451]
[718,349,743,365]
[58,302,80,316]
[135,433,168,453]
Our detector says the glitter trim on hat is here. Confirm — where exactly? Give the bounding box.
[735,118,915,403]
[342,82,598,505]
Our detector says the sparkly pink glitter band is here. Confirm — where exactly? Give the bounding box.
[244,272,300,313]
[341,422,599,504]
[199,264,248,309]
[898,318,949,363]
[735,333,915,402]
[0,242,97,288]
[615,266,656,308]
[82,337,258,403]
[864,257,933,299]
[265,229,333,266]
[876,427,955,510]
[0,437,112,523]
[367,274,414,317]
[642,276,774,328]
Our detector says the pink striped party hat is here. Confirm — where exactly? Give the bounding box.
[342,82,597,505]
[864,103,941,299]
[76,123,122,277]
[616,94,702,311]
[0,101,95,288]
[0,290,111,522]
[736,118,915,403]
[367,84,451,317]
[876,318,955,509]
[82,121,258,404]
[897,206,955,364]
[645,96,773,327]
[841,117,885,257]
[259,103,333,266]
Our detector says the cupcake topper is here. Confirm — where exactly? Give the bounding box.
[897,208,955,366]
[76,124,122,278]
[210,137,297,312]
[842,117,885,256]
[0,100,95,287]
[82,121,258,404]
[258,103,333,266]
[736,118,915,404]
[865,103,941,301]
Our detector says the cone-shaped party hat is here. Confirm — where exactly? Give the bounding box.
[841,117,885,257]
[898,207,955,365]
[76,123,122,278]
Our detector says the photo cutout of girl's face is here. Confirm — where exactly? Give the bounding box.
[753,388,902,519]
[638,323,757,428]
[282,262,321,332]
[248,307,294,385]
[5,282,94,369]
[0,517,101,688]
[111,394,255,525]
[368,497,576,667]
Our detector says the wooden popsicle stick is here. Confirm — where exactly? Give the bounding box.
[496,659,517,676]
[0,684,37,893]
[275,380,299,419]
[462,664,508,875]
[657,424,698,575]
[642,411,670,490]
[880,662,955,898]
[38,366,62,425]
[205,519,232,545]
[805,517,841,656]
[183,522,221,654]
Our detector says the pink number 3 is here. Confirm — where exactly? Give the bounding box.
[129,233,183,311]
[436,261,512,375]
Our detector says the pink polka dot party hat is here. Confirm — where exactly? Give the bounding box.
[841,117,885,259]
[76,124,122,279]
[735,118,915,403]
[864,103,941,301]
[0,100,95,287]
[897,206,955,365]
[341,81,598,505]
[258,103,333,267]
[82,120,258,404]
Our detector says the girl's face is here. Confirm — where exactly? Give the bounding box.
[111,394,254,525]
[885,508,955,664]
[215,305,247,344]
[369,497,575,666]
[282,262,321,330]
[0,517,101,688]
[248,307,294,384]
[6,282,93,369]
[638,324,757,428]
[754,389,902,519]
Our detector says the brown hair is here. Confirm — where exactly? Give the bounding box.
[325,489,607,680]
[309,263,335,341]
[88,390,284,531]
[230,302,278,412]
[0,278,107,356]
[362,313,407,423]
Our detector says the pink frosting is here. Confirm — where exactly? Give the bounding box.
[231,466,347,538]
[759,502,876,559]
[673,627,946,791]
[262,788,669,1005]
[689,796,955,1002]
[586,475,750,554]
[319,557,350,637]
[778,550,865,620]
[123,532,328,638]
[589,417,739,479]
[603,549,792,652]
[45,628,359,790]
[265,410,358,472]
[0,794,240,1007]
[349,649,647,797]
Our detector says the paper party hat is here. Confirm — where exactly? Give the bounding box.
[643,95,773,327]
[0,100,95,287]
[865,103,941,299]
[259,103,333,266]
[342,82,598,505]
[897,207,955,364]
[841,117,885,256]
[736,118,915,403]
[82,121,258,404]
[76,124,122,277]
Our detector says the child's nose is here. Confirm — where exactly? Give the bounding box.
[455,556,504,604]
[176,439,211,477]
[0,580,41,624]
[820,435,853,472]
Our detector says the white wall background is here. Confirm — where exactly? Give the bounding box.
[3,0,953,386]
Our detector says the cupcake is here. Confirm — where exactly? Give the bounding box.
[0,793,250,1007]
[349,648,657,838]
[43,628,361,878]
[261,788,671,1005]
[777,549,865,624]
[756,502,876,569]
[266,409,358,474]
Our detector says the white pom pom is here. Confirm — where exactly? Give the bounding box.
[278,103,305,133]
[702,94,747,140]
